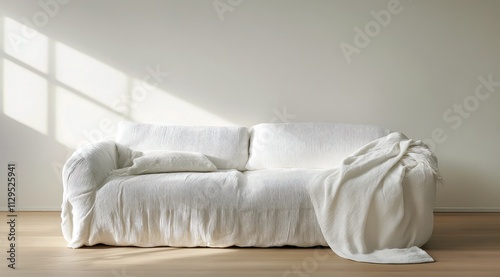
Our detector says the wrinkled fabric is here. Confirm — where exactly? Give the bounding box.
[62,154,327,248]
[61,125,439,265]
[308,132,438,263]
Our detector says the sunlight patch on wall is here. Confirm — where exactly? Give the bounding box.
[2,16,235,151]
[130,80,234,126]
[55,42,127,110]
[55,86,125,149]
[3,59,48,134]
[3,17,48,74]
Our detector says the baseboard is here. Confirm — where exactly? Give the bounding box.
[0,206,61,212]
[434,207,500,212]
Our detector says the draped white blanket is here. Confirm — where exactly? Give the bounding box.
[308,132,439,264]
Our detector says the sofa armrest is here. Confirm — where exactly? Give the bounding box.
[61,140,118,248]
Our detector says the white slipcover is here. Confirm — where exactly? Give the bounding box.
[61,122,438,264]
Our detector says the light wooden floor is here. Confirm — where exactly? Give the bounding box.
[0,212,499,276]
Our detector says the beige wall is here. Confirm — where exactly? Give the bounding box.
[0,0,499,211]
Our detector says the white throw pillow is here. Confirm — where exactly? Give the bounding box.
[112,150,217,175]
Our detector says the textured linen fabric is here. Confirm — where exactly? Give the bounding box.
[63,166,327,248]
[61,124,439,265]
[116,122,249,170]
[246,123,390,170]
[61,140,119,247]
[111,150,217,175]
[308,132,438,264]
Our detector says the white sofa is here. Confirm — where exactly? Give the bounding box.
[61,122,438,263]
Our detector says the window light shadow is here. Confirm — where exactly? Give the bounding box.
[1,16,235,151]
[3,58,49,134]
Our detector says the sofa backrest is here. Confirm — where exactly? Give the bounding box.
[116,122,249,170]
[246,123,390,170]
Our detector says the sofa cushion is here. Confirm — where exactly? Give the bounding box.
[246,123,390,170]
[116,122,249,170]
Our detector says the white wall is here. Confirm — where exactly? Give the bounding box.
[0,0,499,211]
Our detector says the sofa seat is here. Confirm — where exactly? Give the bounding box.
[87,169,327,247]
